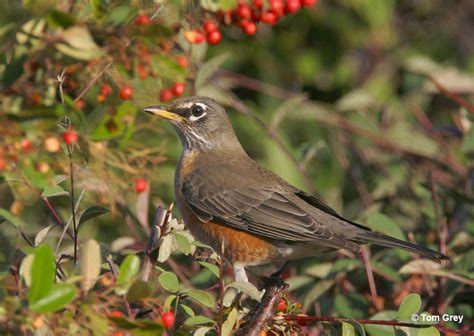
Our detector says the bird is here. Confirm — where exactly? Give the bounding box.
[143,96,448,282]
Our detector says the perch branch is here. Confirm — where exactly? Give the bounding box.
[282,315,474,335]
[140,205,173,282]
[236,277,288,336]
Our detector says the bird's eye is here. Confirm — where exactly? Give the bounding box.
[191,105,205,117]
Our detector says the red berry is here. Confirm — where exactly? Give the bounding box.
[159,89,173,102]
[242,21,257,35]
[184,31,205,44]
[261,11,278,24]
[135,14,151,26]
[119,85,133,100]
[161,311,175,329]
[135,178,148,193]
[253,0,263,8]
[203,20,218,33]
[301,0,317,6]
[207,30,222,45]
[137,64,148,80]
[97,94,106,103]
[236,4,252,20]
[195,32,206,43]
[100,84,113,96]
[63,128,78,145]
[276,298,287,312]
[20,139,34,153]
[285,0,301,13]
[0,158,6,171]
[110,310,123,318]
[176,56,188,69]
[270,0,285,17]
[171,82,186,97]
[74,99,85,110]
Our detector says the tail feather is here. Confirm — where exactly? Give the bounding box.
[355,231,449,260]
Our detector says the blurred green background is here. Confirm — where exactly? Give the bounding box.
[0,0,473,334]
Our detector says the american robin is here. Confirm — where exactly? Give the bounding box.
[144,96,448,282]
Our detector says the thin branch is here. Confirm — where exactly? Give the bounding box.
[430,173,449,315]
[427,75,474,114]
[360,247,382,311]
[13,165,74,240]
[220,70,467,177]
[74,62,112,103]
[66,145,79,266]
[140,205,173,282]
[282,315,474,335]
[237,277,288,336]
[107,256,134,319]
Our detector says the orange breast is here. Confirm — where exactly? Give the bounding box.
[188,217,277,265]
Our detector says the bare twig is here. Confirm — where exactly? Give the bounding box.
[427,75,474,114]
[74,62,112,103]
[140,205,173,282]
[360,247,382,310]
[237,277,288,336]
[66,145,79,266]
[282,315,474,335]
[220,70,467,177]
[107,256,134,319]
[430,173,449,315]
[12,166,74,240]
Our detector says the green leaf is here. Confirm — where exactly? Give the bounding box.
[34,225,54,246]
[398,293,422,320]
[56,26,102,60]
[462,127,474,153]
[173,232,192,255]
[158,271,180,293]
[335,293,369,320]
[179,304,195,317]
[221,307,238,336]
[2,55,27,86]
[28,245,55,304]
[0,208,27,228]
[41,185,69,198]
[78,206,109,227]
[117,255,140,291]
[80,239,101,292]
[303,279,335,311]
[195,53,229,89]
[418,326,441,336]
[364,311,397,336]
[184,315,215,326]
[342,321,356,336]
[186,289,215,308]
[127,281,152,302]
[198,261,220,278]
[366,212,406,241]
[105,6,137,25]
[47,9,75,28]
[227,281,261,301]
[30,283,76,312]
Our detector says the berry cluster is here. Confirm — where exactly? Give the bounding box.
[159,81,186,102]
[185,0,318,45]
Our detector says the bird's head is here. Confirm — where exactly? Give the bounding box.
[144,96,243,152]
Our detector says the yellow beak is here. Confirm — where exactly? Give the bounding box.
[143,106,185,123]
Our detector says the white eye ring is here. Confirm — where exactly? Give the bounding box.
[189,103,207,121]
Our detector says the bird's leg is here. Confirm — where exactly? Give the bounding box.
[233,264,249,282]
[270,261,290,279]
